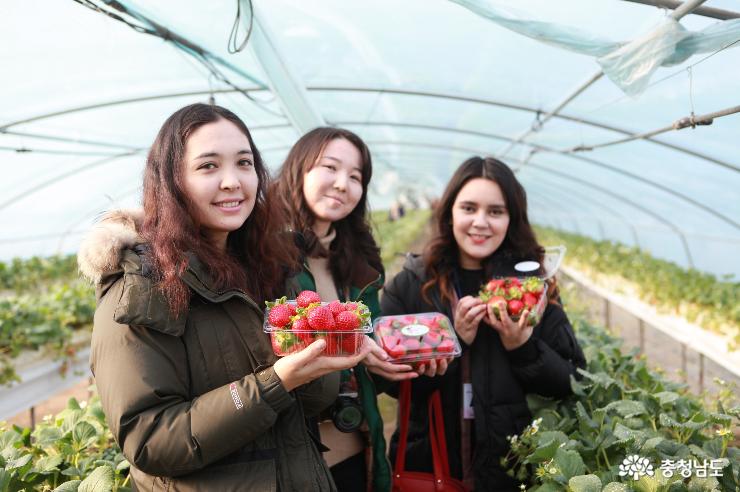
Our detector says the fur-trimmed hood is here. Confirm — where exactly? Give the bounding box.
[77,208,144,284]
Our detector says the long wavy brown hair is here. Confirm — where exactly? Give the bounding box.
[422,156,556,306]
[270,127,382,290]
[142,103,298,315]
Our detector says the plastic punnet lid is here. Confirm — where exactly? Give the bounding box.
[512,245,566,280]
[373,312,462,364]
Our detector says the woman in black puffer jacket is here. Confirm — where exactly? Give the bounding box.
[381,157,586,491]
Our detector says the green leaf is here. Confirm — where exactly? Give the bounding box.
[632,475,660,492]
[115,459,130,471]
[78,465,113,492]
[602,483,629,492]
[54,480,82,492]
[0,469,10,492]
[4,453,32,470]
[654,392,679,406]
[72,421,97,449]
[31,454,64,473]
[67,398,82,410]
[567,474,601,492]
[524,437,561,464]
[32,426,64,449]
[605,400,646,418]
[554,448,586,480]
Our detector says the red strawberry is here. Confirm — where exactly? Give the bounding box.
[268,304,292,328]
[418,342,434,355]
[486,279,505,292]
[341,333,362,355]
[388,344,407,359]
[291,317,314,344]
[328,300,345,316]
[522,292,538,309]
[308,306,335,330]
[507,299,524,317]
[287,303,297,316]
[437,339,455,353]
[335,311,360,331]
[325,334,340,356]
[403,338,421,352]
[422,332,442,347]
[296,290,321,308]
[381,334,400,350]
[506,277,522,288]
[487,295,507,318]
[344,302,358,311]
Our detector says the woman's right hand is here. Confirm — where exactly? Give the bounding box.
[454,295,487,345]
[273,338,373,392]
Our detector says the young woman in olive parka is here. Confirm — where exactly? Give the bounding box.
[79,104,374,491]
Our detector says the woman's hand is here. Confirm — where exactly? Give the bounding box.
[484,298,545,351]
[454,295,487,345]
[273,337,373,392]
[416,357,453,377]
[362,336,419,381]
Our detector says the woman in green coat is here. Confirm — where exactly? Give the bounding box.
[79,104,374,491]
[270,127,418,492]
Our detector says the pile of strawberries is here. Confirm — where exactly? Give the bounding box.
[478,276,547,325]
[375,313,459,363]
[265,290,370,356]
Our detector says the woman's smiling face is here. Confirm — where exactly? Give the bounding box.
[451,177,510,269]
[302,137,363,233]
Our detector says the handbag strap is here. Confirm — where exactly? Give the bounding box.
[394,380,412,476]
[428,391,449,481]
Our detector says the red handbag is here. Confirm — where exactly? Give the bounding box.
[392,381,469,492]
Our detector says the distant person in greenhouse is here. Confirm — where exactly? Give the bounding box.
[380,156,586,490]
[78,103,382,491]
[270,127,420,492]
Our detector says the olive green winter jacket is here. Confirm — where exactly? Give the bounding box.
[80,210,339,491]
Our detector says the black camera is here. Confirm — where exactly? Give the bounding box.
[331,394,364,433]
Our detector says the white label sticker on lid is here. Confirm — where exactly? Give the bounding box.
[401,323,429,337]
[514,260,540,273]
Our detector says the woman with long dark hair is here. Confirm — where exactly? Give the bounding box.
[381,156,586,490]
[79,104,371,490]
[270,127,419,492]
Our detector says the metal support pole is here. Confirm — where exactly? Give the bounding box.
[620,0,740,20]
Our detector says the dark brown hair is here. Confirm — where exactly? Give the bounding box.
[270,127,382,289]
[422,156,548,306]
[142,103,298,314]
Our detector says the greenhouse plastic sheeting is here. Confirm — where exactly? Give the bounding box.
[1,0,739,278]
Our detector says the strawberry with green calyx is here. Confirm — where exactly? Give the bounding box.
[522,277,544,295]
[335,311,360,331]
[268,304,292,328]
[487,295,507,319]
[296,290,322,308]
[328,300,345,316]
[505,277,522,288]
[506,285,523,301]
[272,330,299,355]
[522,292,538,310]
[486,279,505,292]
[291,317,315,344]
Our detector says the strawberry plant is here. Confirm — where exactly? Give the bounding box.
[534,226,740,350]
[503,317,740,491]
[0,255,79,294]
[0,395,130,491]
[371,209,432,268]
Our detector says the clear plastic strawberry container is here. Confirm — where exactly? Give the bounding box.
[373,313,462,364]
[263,300,373,357]
[477,247,565,327]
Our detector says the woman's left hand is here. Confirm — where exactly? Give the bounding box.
[484,300,544,351]
[362,336,419,381]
